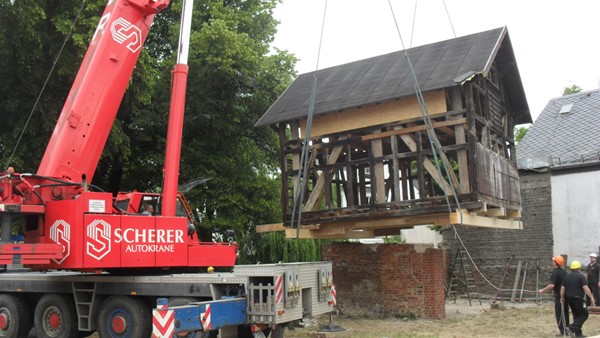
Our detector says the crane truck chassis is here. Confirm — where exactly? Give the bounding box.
[0,262,335,337]
[0,0,336,337]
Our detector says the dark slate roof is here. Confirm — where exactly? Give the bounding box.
[256,26,530,127]
[517,89,600,169]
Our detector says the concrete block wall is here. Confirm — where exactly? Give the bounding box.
[442,170,554,298]
[322,243,447,319]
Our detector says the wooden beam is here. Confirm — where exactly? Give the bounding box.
[361,118,466,141]
[285,228,375,239]
[451,209,522,229]
[303,139,345,211]
[256,223,286,233]
[398,132,453,195]
[371,134,386,203]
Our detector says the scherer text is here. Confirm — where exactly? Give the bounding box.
[115,228,184,253]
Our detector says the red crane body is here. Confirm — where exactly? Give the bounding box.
[0,0,237,271]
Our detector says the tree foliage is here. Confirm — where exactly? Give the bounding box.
[514,126,528,145]
[0,0,323,263]
[563,84,582,96]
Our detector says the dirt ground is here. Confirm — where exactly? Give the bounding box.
[28,298,600,337]
[284,299,600,338]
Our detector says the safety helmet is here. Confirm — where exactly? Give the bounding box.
[552,256,565,266]
[207,266,215,272]
[570,260,582,270]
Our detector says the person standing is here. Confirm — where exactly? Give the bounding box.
[586,253,600,306]
[561,260,596,338]
[538,256,569,336]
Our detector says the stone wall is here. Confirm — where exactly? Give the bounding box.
[442,170,554,299]
[322,243,447,319]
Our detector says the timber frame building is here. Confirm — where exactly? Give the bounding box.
[256,27,532,239]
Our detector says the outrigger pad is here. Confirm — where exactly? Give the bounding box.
[318,323,346,332]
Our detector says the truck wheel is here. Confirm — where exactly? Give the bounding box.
[34,294,79,338]
[97,296,151,338]
[0,294,31,338]
[270,325,285,338]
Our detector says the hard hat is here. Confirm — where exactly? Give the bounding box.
[570,260,582,270]
[590,253,598,258]
[207,266,215,272]
[553,256,565,266]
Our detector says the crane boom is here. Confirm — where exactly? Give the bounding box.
[0,0,237,270]
[37,0,168,184]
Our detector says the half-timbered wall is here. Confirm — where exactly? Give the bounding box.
[278,70,521,229]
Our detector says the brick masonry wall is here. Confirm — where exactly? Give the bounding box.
[442,170,554,299]
[322,243,447,319]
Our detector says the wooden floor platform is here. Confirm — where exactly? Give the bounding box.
[257,208,522,239]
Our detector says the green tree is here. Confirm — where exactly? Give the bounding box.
[563,84,582,95]
[1,0,321,264]
[514,126,528,145]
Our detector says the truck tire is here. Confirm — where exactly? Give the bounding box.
[34,294,79,338]
[271,325,285,338]
[97,296,151,338]
[0,294,31,338]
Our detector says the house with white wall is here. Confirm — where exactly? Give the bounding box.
[517,89,600,263]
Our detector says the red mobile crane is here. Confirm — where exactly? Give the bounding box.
[0,0,236,270]
[0,1,335,337]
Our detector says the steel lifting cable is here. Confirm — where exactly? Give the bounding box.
[387,0,459,212]
[4,0,88,171]
[290,0,329,239]
[388,0,534,299]
[396,1,543,301]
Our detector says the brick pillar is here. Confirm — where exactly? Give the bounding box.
[322,243,447,319]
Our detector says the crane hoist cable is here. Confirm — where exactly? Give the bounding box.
[387,0,461,213]
[290,0,329,239]
[391,1,514,296]
[4,0,88,171]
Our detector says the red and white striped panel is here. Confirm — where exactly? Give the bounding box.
[251,323,267,332]
[201,304,212,331]
[330,281,337,305]
[275,274,283,304]
[152,304,174,338]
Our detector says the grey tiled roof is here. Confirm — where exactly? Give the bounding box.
[256,26,530,127]
[517,89,600,169]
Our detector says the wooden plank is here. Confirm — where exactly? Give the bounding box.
[416,131,426,195]
[256,223,286,233]
[451,87,470,193]
[300,90,447,137]
[285,228,375,239]
[362,118,466,141]
[371,135,386,204]
[391,135,401,201]
[451,209,522,229]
